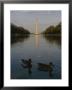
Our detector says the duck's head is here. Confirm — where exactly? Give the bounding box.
[49,62,54,67]
[29,58,32,63]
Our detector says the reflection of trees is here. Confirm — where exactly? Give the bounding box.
[43,34,61,48]
[42,23,61,48]
[11,23,30,45]
[11,34,30,44]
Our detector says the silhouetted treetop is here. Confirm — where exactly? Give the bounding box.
[11,23,30,35]
[43,23,61,34]
[11,24,30,44]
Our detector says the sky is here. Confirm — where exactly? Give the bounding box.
[11,10,61,33]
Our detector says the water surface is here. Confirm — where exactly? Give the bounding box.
[11,34,61,79]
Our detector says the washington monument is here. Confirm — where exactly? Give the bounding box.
[35,18,40,35]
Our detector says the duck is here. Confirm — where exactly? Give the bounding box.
[38,62,54,71]
[21,59,29,64]
[21,58,32,68]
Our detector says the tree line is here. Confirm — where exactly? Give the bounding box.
[11,22,61,35]
[11,24,30,37]
[11,24,30,44]
[43,22,61,34]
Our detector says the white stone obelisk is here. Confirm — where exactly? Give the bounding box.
[35,18,39,35]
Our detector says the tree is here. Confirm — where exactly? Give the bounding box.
[43,22,61,34]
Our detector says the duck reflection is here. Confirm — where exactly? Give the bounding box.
[21,58,54,77]
[38,62,54,77]
[21,58,32,75]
